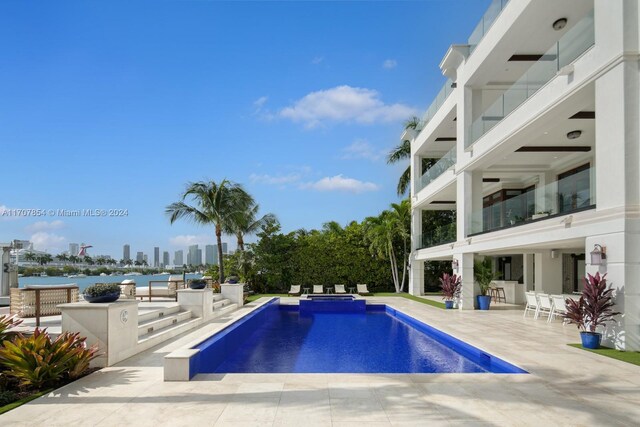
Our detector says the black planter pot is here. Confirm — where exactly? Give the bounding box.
[189,281,207,290]
[84,292,120,303]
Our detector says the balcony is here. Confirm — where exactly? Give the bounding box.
[417,79,454,131]
[416,146,456,193]
[467,10,595,147]
[469,167,595,235]
[468,0,510,54]
[415,222,456,250]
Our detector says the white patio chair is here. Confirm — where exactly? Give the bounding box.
[536,293,553,321]
[523,291,538,318]
[550,294,569,324]
[312,285,324,294]
[334,284,346,294]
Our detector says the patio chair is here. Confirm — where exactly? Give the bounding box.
[523,291,538,318]
[536,293,553,321]
[137,274,185,302]
[119,279,137,299]
[334,284,346,294]
[356,284,371,296]
[312,285,324,294]
[550,294,569,324]
[288,285,302,296]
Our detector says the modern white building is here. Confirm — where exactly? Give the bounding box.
[408,0,639,351]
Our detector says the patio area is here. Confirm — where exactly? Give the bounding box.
[1,296,638,426]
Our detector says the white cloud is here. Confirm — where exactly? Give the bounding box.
[341,139,385,162]
[382,59,397,69]
[253,96,268,109]
[278,85,416,128]
[26,220,65,233]
[311,56,324,65]
[169,234,211,247]
[30,232,66,252]
[249,173,301,185]
[301,175,378,193]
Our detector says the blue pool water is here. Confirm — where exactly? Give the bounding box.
[192,299,526,375]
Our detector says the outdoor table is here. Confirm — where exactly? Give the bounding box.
[348,287,356,293]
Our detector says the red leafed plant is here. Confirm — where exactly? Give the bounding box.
[565,272,620,333]
[439,273,461,301]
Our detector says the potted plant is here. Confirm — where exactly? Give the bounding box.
[83,283,121,303]
[565,272,619,349]
[474,258,499,310]
[439,273,461,309]
[225,275,239,284]
[189,278,207,290]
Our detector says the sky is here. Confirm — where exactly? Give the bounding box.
[0,0,490,260]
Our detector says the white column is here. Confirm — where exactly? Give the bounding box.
[456,252,476,310]
[523,254,534,292]
[408,258,424,296]
[221,283,245,306]
[457,171,482,240]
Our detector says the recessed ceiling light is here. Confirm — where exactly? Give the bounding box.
[553,18,568,31]
[567,130,582,140]
[543,131,549,135]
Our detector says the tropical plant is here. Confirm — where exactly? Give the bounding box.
[0,329,98,389]
[565,273,620,333]
[439,273,461,301]
[474,258,499,296]
[0,315,22,344]
[166,179,253,283]
[83,283,121,298]
[226,203,276,252]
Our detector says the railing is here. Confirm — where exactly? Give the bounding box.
[417,78,454,131]
[415,223,457,250]
[469,167,595,235]
[468,0,510,54]
[468,10,594,147]
[417,146,457,192]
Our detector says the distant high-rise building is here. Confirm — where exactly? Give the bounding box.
[136,251,143,263]
[162,251,169,267]
[188,245,199,266]
[196,249,202,266]
[153,247,160,267]
[174,250,183,266]
[222,242,228,254]
[123,244,130,261]
[205,245,215,265]
[69,243,79,256]
[143,254,148,264]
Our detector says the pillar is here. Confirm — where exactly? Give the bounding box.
[456,252,477,310]
[408,258,424,296]
[523,253,534,292]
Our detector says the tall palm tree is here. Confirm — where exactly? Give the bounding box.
[166,179,253,284]
[322,221,344,235]
[387,116,419,196]
[226,203,277,252]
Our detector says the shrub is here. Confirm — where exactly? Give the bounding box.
[0,329,98,390]
[0,315,22,344]
[0,390,17,406]
[439,273,461,301]
[84,283,121,297]
[565,272,620,333]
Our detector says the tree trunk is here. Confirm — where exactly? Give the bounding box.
[216,224,225,283]
[237,233,245,252]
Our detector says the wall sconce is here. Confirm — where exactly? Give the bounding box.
[451,259,459,271]
[590,244,607,265]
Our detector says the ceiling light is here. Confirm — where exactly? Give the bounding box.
[567,130,582,140]
[553,18,568,31]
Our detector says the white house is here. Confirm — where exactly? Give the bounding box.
[408,0,639,351]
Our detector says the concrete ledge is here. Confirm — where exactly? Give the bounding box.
[164,348,200,381]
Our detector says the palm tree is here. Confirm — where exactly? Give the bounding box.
[387,117,418,196]
[24,251,36,265]
[322,221,344,235]
[227,203,277,252]
[166,179,253,284]
[56,253,69,265]
[363,199,411,293]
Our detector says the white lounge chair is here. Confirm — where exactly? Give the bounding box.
[119,279,137,299]
[288,285,301,296]
[537,293,553,321]
[313,285,324,294]
[334,284,346,294]
[523,291,538,318]
[356,284,371,295]
[137,274,184,301]
[550,294,569,324]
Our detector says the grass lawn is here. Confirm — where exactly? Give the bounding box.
[0,389,52,415]
[246,292,446,309]
[568,344,640,367]
[246,293,289,302]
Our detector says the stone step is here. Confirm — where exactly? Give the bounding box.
[213,298,232,311]
[138,304,181,323]
[212,293,225,302]
[137,310,193,337]
[137,317,202,348]
[212,303,238,318]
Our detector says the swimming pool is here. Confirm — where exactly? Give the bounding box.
[187,299,526,376]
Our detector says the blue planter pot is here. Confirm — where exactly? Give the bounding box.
[580,332,602,349]
[477,295,491,310]
[84,292,120,303]
[189,281,207,289]
[445,300,454,309]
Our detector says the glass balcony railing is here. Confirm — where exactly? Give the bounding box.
[415,222,457,250]
[467,10,594,147]
[417,146,456,192]
[469,167,595,235]
[468,0,510,54]
[417,79,454,131]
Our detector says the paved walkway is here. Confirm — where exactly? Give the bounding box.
[1,297,639,426]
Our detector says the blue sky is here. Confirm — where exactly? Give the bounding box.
[0,0,490,259]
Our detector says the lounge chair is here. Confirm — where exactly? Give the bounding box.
[550,294,569,324]
[119,279,137,299]
[523,291,538,318]
[137,274,185,302]
[288,285,301,296]
[356,284,371,295]
[536,293,553,321]
[313,285,324,294]
[334,284,346,294]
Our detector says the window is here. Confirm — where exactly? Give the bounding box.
[557,164,591,214]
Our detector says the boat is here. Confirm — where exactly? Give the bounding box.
[99,273,107,276]
[124,272,142,276]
